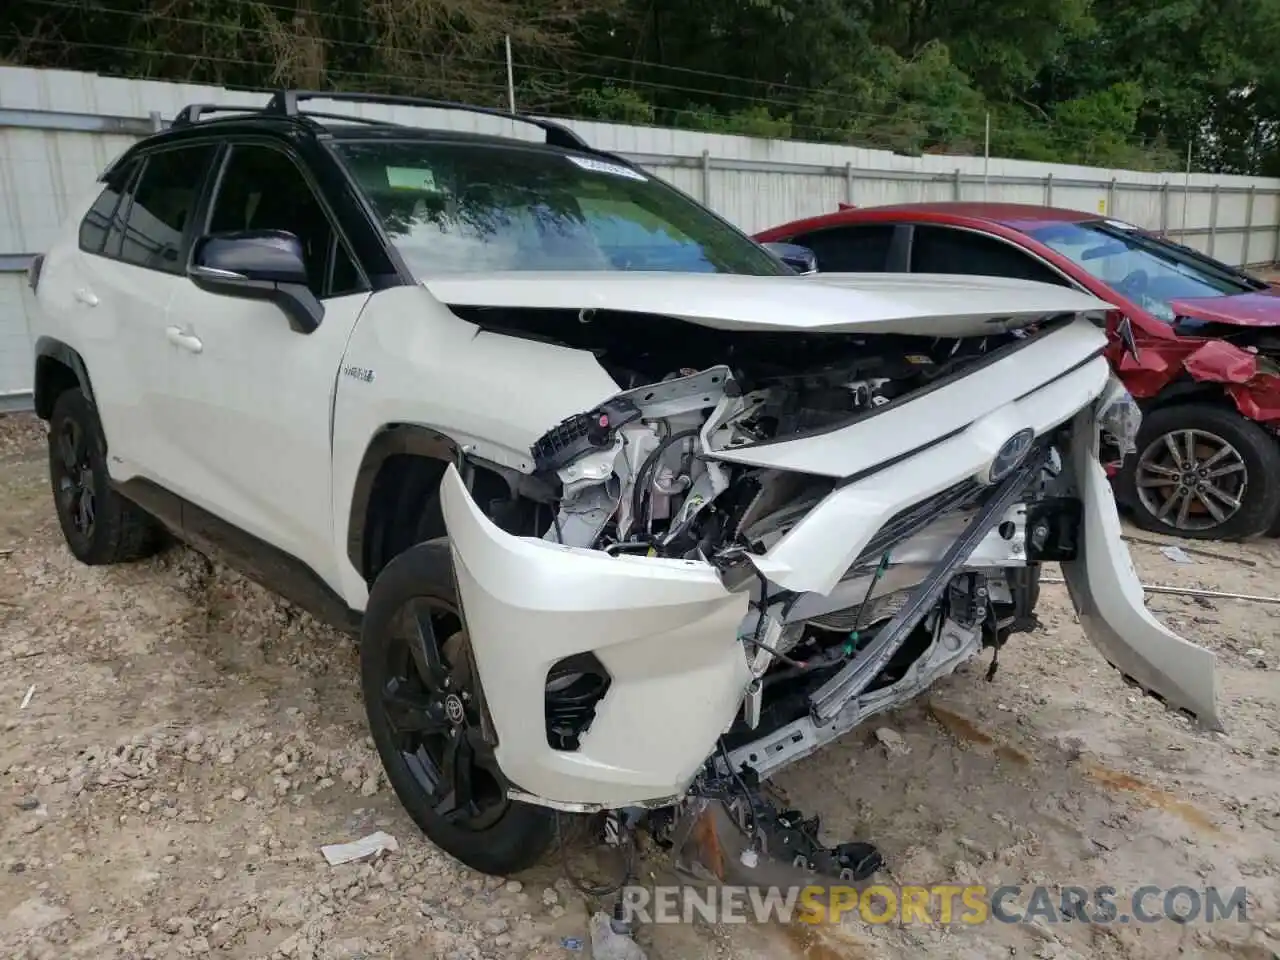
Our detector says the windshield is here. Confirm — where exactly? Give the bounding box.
[1026,220,1255,322]
[331,140,788,278]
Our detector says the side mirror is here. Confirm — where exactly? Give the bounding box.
[761,241,818,275]
[188,230,324,334]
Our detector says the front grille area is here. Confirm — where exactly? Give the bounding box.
[851,478,986,568]
[847,438,1054,572]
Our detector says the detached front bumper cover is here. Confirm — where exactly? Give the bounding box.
[1059,407,1222,730]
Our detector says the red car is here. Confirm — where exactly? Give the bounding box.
[756,202,1280,540]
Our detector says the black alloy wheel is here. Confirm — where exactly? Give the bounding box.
[46,388,165,564]
[361,539,554,875]
[53,414,96,541]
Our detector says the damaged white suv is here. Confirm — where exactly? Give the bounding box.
[28,91,1219,878]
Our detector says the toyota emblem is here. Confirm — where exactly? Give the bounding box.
[444,694,465,724]
[986,428,1036,484]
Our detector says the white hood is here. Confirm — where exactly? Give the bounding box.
[424,271,1112,337]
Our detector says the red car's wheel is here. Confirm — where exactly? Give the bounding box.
[1117,403,1280,541]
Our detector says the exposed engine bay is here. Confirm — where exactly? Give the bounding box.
[525,321,1082,785]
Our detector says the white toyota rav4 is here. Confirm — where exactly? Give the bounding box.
[27,91,1219,878]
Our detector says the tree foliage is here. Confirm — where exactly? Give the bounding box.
[2,0,1278,173]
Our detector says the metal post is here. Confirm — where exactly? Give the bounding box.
[983,112,990,200]
[1044,173,1053,206]
[1242,186,1256,266]
[149,110,163,132]
[845,162,854,205]
[1209,184,1220,257]
[1181,141,1192,236]
[1107,177,1117,217]
[1159,182,1169,236]
[504,36,516,113]
[953,168,962,201]
[701,150,711,205]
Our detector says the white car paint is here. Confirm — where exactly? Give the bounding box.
[1059,408,1221,728]
[423,270,1110,337]
[441,462,752,807]
[31,206,181,483]
[163,289,372,589]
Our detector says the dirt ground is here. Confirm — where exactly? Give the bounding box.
[2,410,1279,960]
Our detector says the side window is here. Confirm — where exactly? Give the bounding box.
[117,145,219,273]
[207,144,363,299]
[103,161,144,259]
[791,224,895,272]
[78,159,140,255]
[910,225,1069,286]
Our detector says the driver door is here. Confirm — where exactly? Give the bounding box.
[164,140,372,590]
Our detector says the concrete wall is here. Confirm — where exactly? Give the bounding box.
[4,65,1280,404]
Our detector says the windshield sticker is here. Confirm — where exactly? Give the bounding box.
[567,155,648,182]
[386,167,438,191]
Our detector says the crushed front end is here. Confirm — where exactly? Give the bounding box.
[438,308,1222,817]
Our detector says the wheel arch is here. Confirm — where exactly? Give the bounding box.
[347,424,458,581]
[1142,377,1237,416]
[347,423,553,585]
[33,337,97,421]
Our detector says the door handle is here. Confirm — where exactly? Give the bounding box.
[165,326,203,354]
[73,288,99,307]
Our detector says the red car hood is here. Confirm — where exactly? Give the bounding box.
[1169,289,1280,327]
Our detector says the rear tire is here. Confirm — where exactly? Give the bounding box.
[1116,403,1280,541]
[360,539,555,875]
[47,388,165,564]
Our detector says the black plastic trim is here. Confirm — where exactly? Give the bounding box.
[32,336,97,418]
[346,425,460,576]
[263,89,594,153]
[115,478,362,633]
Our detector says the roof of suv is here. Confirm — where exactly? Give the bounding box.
[146,90,604,156]
[151,115,570,152]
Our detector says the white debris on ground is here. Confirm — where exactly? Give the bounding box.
[2,410,1279,960]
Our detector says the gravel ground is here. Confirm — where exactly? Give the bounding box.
[2,410,1279,960]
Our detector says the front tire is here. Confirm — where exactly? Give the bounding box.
[47,388,165,564]
[1117,403,1280,541]
[360,539,555,876]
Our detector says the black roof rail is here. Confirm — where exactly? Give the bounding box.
[170,102,269,127]
[262,90,593,152]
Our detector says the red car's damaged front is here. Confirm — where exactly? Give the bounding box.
[1074,229,1280,425]
[1114,318,1280,424]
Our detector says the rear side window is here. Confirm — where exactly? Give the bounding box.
[790,225,895,272]
[116,145,219,273]
[78,159,140,254]
[910,225,1068,286]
